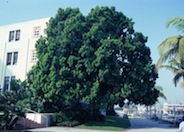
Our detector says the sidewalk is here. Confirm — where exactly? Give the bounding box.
[27,127,122,132]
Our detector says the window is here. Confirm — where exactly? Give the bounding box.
[11,76,15,80]
[6,53,12,65]
[9,30,21,42]
[31,50,37,63]
[15,30,20,41]
[13,52,18,64]
[3,76,15,91]
[3,76,10,91]
[33,26,41,38]
[6,52,18,65]
[9,31,14,42]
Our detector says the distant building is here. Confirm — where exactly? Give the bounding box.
[163,103,184,115]
[0,18,50,91]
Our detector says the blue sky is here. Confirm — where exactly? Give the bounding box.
[1,0,184,104]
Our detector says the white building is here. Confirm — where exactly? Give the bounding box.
[163,103,184,115]
[0,18,50,91]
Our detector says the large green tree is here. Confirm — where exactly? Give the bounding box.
[28,8,88,113]
[117,33,158,106]
[157,17,184,86]
[28,7,158,120]
[79,6,158,112]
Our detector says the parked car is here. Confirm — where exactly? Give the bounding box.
[175,116,183,127]
[151,114,158,120]
[164,116,175,124]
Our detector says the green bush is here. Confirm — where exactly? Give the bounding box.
[0,79,28,130]
[50,103,105,126]
[50,112,80,127]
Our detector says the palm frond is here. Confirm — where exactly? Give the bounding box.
[168,58,184,69]
[166,17,184,33]
[158,36,180,55]
[168,59,178,66]
[159,93,167,100]
[178,37,184,60]
[173,69,184,87]
[155,85,163,91]
[159,64,179,73]
[155,86,167,100]
[157,36,184,69]
[156,47,177,69]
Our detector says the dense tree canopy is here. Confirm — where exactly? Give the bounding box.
[27,7,158,119]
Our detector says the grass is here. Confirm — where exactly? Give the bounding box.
[76,115,131,131]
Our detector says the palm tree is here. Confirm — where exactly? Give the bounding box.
[155,85,167,101]
[159,58,184,86]
[166,17,184,33]
[157,17,184,86]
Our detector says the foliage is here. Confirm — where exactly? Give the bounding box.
[157,17,184,87]
[157,36,184,67]
[50,102,104,126]
[27,6,158,121]
[155,85,167,101]
[166,17,184,33]
[27,8,88,113]
[0,79,30,130]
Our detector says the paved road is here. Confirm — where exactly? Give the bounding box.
[126,117,179,132]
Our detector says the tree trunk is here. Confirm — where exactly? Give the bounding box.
[107,105,116,115]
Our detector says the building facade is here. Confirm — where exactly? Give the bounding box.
[0,18,49,91]
[163,103,184,115]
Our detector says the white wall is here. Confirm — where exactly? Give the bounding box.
[26,113,51,126]
[0,18,50,90]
